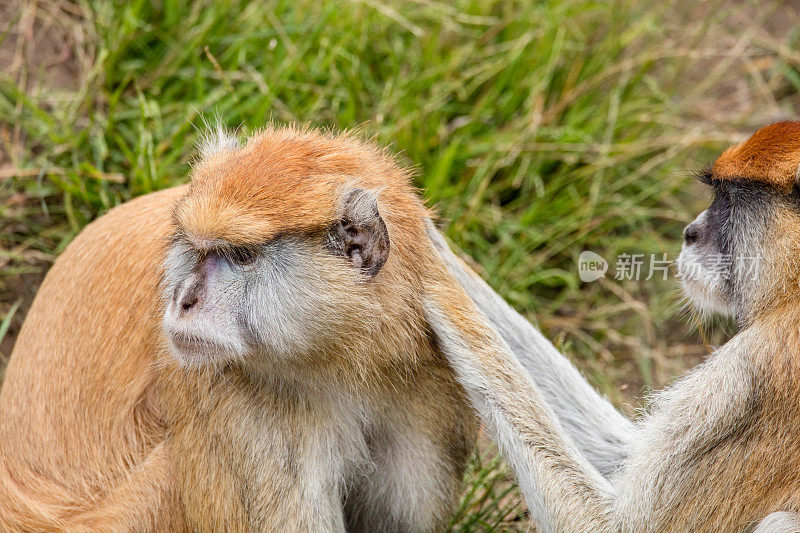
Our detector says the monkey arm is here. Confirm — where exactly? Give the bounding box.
[427,223,635,478]
[423,247,784,532]
[422,258,616,532]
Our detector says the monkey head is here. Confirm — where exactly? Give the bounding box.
[160,126,431,375]
[677,121,800,323]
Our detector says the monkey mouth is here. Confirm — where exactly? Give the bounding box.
[168,332,229,359]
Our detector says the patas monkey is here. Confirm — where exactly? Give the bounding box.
[423,121,800,532]
[6,120,797,533]
[0,126,478,531]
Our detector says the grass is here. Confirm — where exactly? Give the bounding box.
[2,0,799,529]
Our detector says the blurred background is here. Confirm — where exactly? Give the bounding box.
[1,0,799,529]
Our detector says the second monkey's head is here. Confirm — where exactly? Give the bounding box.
[677,121,800,324]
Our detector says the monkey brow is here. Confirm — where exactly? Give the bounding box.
[168,231,189,246]
[211,242,261,257]
[169,230,277,258]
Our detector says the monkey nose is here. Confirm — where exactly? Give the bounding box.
[180,293,197,313]
[176,281,201,315]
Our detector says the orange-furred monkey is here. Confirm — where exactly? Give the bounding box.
[0,126,478,532]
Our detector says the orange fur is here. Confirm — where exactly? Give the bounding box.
[177,126,431,246]
[0,189,183,531]
[712,121,800,191]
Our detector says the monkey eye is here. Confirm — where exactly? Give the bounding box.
[227,246,258,266]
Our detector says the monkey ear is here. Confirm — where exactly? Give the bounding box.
[328,189,390,277]
[794,163,800,196]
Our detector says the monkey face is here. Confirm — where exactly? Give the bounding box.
[676,182,738,318]
[158,126,433,372]
[161,231,382,369]
[162,238,251,366]
[676,175,798,322]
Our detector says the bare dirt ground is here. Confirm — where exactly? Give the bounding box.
[0,0,88,360]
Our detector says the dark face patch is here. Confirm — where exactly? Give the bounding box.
[684,178,733,260]
[692,177,779,252]
[697,179,778,291]
[706,184,733,258]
